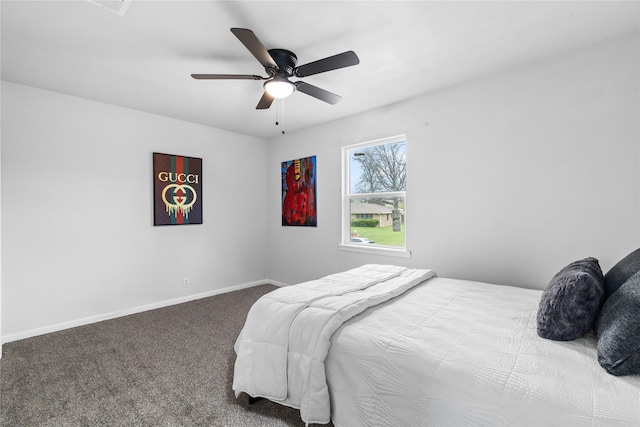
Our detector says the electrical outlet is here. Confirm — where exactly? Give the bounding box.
[183,278,190,287]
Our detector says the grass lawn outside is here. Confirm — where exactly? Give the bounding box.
[351,224,405,247]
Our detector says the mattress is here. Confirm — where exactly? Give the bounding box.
[325,277,640,427]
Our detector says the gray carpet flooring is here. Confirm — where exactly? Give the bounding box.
[1,284,332,426]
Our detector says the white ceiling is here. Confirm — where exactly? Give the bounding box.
[2,1,639,139]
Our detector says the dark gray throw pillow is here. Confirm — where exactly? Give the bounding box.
[596,271,640,376]
[603,248,640,300]
[537,257,605,341]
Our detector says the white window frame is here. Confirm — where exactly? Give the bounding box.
[339,135,411,258]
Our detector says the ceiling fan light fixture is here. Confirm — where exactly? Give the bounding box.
[264,77,295,99]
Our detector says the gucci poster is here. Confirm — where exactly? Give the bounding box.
[281,155,317,226]
[153,152,202,225]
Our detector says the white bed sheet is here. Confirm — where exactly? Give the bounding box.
[326,277,640,427]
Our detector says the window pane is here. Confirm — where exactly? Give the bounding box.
[349,197,405,247]
[349,141,406,194]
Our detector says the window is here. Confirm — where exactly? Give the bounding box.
[341,135,409,257]
[356,214,373,219]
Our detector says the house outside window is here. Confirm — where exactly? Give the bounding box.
[341,135,409,257]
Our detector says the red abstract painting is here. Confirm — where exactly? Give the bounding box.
[281,156,317,226]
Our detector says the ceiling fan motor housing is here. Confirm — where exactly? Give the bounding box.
[268,49,298,76]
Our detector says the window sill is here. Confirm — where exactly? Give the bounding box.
[337,244,412,258]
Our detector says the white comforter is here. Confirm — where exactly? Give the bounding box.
[326,277,640,427]
[232,264,436,424]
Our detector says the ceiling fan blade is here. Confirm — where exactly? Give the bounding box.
[294,51,359,77]
[256,91,275,110]
[191,74,265,80]
[294,81,342,105]
[230,28,277,69]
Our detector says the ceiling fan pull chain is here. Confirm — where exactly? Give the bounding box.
[274,99,286,134]
[281,99,286,134]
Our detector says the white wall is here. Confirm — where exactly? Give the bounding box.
[1,82,269,340]
[267,33,640,290]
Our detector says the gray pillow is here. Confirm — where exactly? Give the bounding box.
[537,257,605,341]
[603,248,640,299]
[596,271,640,376]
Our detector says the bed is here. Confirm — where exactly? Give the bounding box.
[232,263,640,426]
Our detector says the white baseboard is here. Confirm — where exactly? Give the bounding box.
[269,279,289,287]
[2,280,280,344]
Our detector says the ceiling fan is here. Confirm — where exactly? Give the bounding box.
[191,28,360,110]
